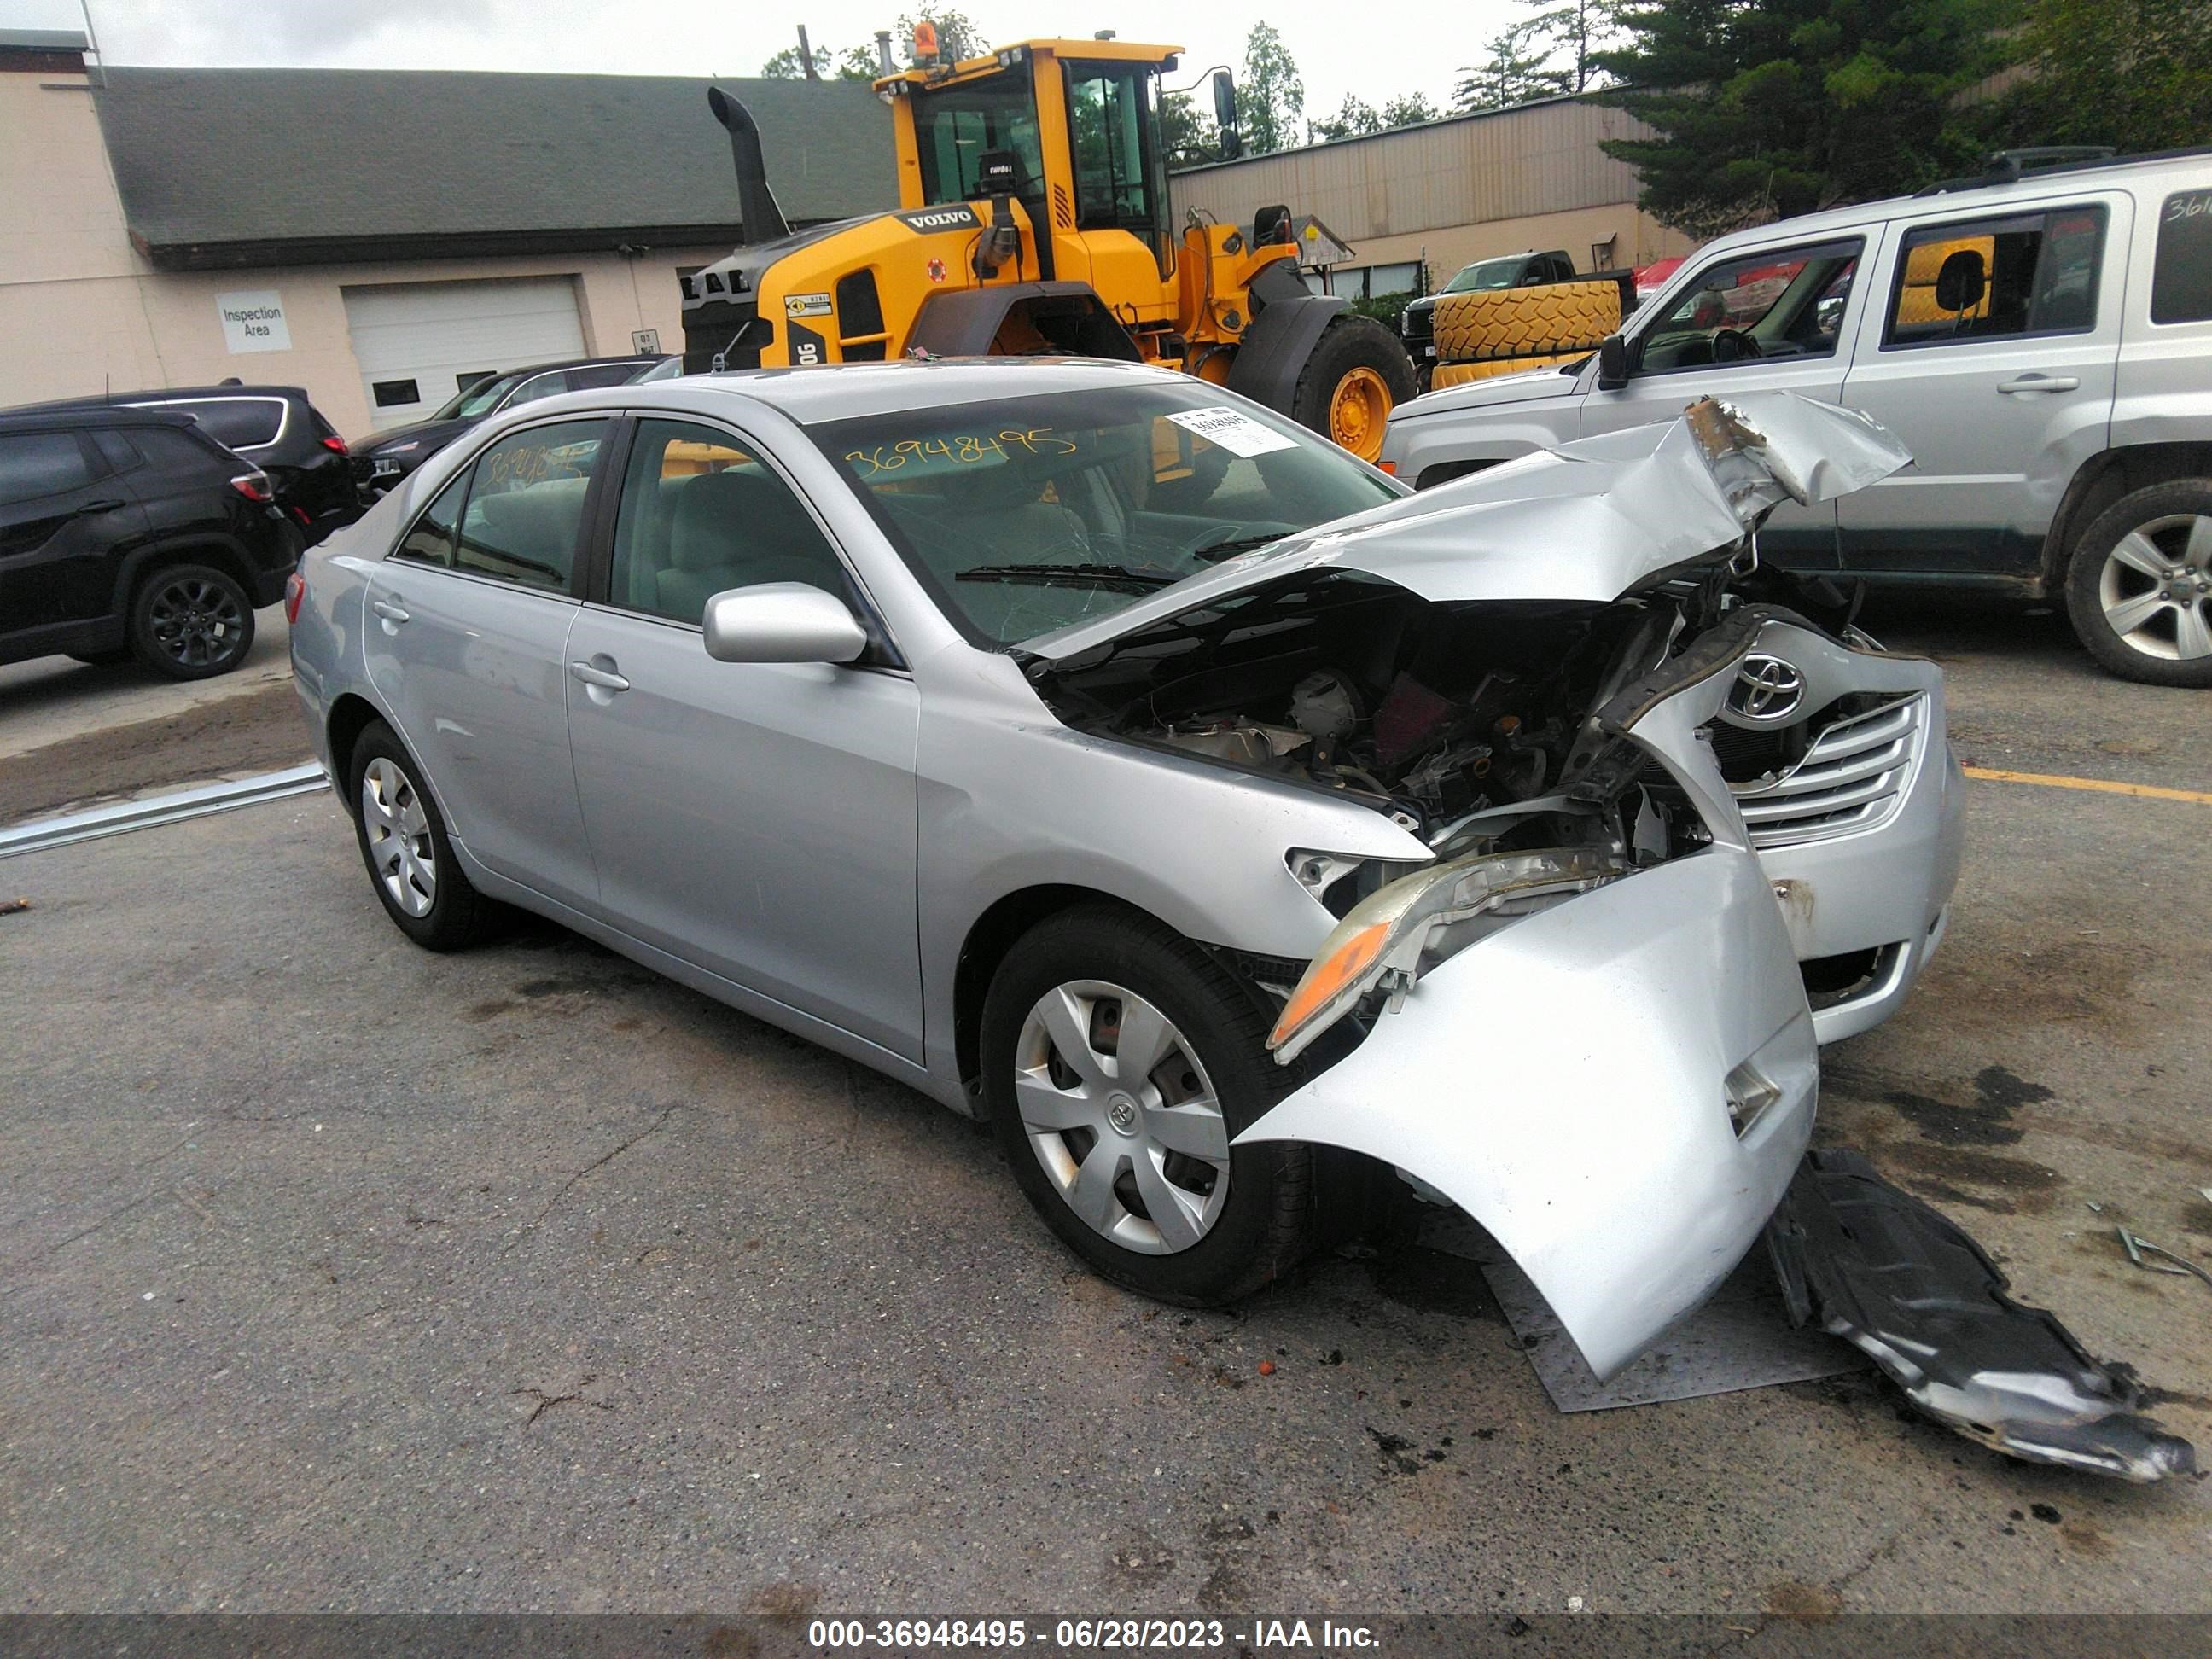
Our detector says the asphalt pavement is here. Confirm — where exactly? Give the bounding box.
[1,601,2207,1617]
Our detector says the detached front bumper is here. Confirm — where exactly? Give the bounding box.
[1240,847,1817,1379]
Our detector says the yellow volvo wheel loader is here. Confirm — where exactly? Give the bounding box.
[678,37,1416,461]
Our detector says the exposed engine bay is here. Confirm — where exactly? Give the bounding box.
[1028,555,1854,915]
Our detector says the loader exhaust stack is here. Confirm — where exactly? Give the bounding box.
[706,86,790,244]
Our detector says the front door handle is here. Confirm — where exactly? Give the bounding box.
[370,597,410,624]
[1996,374,2080,394]
[568,660,631,693]
[72,498,126,517]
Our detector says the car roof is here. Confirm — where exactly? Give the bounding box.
[493,355,661,380]
[0,405,201,433]
[1694,148,2212,259]
[9,385,312,414]
[625,357,1196,426]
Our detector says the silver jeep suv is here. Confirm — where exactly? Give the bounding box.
[1382,148,2212,687]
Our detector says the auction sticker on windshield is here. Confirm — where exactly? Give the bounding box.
[1164,405,1301,459]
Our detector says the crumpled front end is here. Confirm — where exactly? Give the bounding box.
[1238,630,1819,1379]
[1711,618,1967,1043]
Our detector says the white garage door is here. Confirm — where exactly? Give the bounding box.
[341,276,586,431]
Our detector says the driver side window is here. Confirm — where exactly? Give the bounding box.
[1634,238,1863,376]
[608,419,853,626]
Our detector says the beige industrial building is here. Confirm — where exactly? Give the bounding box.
[1171,95,1696,298]
[0,28,890,439]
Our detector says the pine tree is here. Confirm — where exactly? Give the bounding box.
[1595,1,2018,238]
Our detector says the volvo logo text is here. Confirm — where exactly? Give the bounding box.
[1728,655,1807,722]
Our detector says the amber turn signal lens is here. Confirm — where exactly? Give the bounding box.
[1268,920,1390,1053]
[1377,459,1397,474]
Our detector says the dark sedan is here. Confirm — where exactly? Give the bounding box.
[349,356,660,500]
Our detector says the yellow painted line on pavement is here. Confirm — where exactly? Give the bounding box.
[1961,765,2212,806]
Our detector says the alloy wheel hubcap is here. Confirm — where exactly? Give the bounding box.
[148,578,246,668]
[2099,513,2212,662]
[359,757,436,917]
[1013,980,1231,1255]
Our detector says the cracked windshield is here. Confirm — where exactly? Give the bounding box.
[814,382,1399,643]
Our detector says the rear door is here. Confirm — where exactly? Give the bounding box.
[563,415,924,1060]
[0,428,142,647]
[1837,195,2127,579]
[1579,234,1869,570]
[361,416,608,908]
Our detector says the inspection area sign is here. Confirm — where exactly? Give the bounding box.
[217,289,290,352]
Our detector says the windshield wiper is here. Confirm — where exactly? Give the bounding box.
[956,562,1179,592]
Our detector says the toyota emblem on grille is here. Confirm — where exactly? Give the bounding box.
[1729,655,1806,722]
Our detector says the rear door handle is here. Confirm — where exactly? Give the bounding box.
[568,660,630,692]
[1996,375,2079,394]
[72,498,126,516]
[370,597,410,624]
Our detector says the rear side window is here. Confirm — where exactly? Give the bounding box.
[454,420,607,592]
[2151,189,2212,324]
[173,398,284,450]
[395,470,468,568]
[1883,206,2107,347]
[0,431,98,505]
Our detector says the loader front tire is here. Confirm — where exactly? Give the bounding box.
[1291,315,1417,464]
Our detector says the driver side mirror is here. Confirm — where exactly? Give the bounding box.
[702,582,869,665]
[1596,334,1629,392]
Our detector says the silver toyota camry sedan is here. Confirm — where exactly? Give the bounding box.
[290,361,1962,1381]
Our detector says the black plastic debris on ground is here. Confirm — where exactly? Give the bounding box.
[1767,1145,2197,1484]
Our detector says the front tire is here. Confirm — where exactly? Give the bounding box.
[1290,314,1417,464]
[345,719,502,950]
[2064,480,2212,687]
[128,563,255,680]
[981,905,1313,1305]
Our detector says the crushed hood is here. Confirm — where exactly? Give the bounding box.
[1021,392,1910,663]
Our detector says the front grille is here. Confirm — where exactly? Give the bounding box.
[1729,693,1926,849]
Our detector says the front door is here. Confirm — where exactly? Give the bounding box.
[361,417,609,908]
[1580,235,1868,570]
[1837,197,2125,579]
[564,416,923,1060]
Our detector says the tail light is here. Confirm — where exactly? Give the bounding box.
[283,571,306,625]
[322,434,348,455]
[230,472,274,503]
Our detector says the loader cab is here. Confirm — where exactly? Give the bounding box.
[884,39,1179,288]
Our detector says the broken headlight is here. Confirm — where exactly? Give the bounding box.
[1266,847,1633,1064]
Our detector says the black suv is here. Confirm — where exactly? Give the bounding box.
[350,355,661,500]
[21,384,358,544]
[0,407,302,679]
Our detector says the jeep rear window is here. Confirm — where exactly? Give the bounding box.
[176,398,283,450]
[2151,189,2212,325]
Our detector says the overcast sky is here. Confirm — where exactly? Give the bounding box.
[5,0,1532,126]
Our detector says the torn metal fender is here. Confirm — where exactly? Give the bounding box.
[1769,1148,2197,1483]
[1238,846,1819,1381]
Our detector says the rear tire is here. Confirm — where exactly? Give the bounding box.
[981,905,1314,1306]
[345,719,503,951]
[1290,314,1417,464]
[128,562,255,680]
[2063,480,2212,687]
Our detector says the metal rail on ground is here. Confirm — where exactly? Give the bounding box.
[0,764,329,860]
